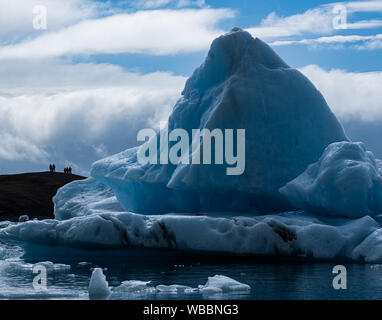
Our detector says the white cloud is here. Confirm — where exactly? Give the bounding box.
[176,0,206,8]
[270,33,382,47]
[134,0,173,9]
[0,133,49,162]
[0,0,106,44]
[246,1,382,49]
[344,0,382,13]
[0,59,186,174]
[247,8,334,39]
[133,0,206,9]
[0,58,184,89]
[357,38,382,49]
[300,65,382,122]
[0,8,234,59]
[346,19,382,29]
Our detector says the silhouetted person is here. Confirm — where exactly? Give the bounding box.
[64,168,67,173]
[52,164,56,173]
[69,167,72,174]
[49,164,53,173]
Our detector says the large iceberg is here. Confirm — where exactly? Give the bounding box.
[91,28,347,214]
[0,28,381,263]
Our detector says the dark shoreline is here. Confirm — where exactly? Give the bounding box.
[0,172,86,221]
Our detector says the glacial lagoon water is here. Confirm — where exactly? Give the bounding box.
[0,244,381,300]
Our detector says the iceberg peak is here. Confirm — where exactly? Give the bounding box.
[230,26,243,32]
[91,30,347,214]
[182,28,289,96]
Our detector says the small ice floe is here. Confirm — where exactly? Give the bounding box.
[88,268,111,300]
[112,280,156,296]
[198,275,251,294]
[109,281,194,299]
[107,275,250,299]
[36,261,71,272]
[18,215,29,223]
[156,284,194,294]
[78,261,92,267]
[0,260,70,273]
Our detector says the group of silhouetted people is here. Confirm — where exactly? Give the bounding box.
[64,167,72,174]
[49,164,73,174]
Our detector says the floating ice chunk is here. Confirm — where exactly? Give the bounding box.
[0,259,70,274]
[88,268,111,300]
[199,275,250,294]
[156,284,193,293]
[0,211,381,261]
[115,280,152,293]
[54,178,124,220]
[109,275,247,299]
[280,142,382,218]
[110,280,157,299]
[111,280,157,299]
[36,261,71,272]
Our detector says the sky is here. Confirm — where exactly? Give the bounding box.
[0,0,381,175]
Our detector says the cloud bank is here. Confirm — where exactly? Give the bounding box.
[300,65,382,122]
[0,59,185,174]
[247,1,382,49]
[0,8,234,59]
[0,0,105,43]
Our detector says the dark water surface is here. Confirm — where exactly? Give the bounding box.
[8,248,381,300]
